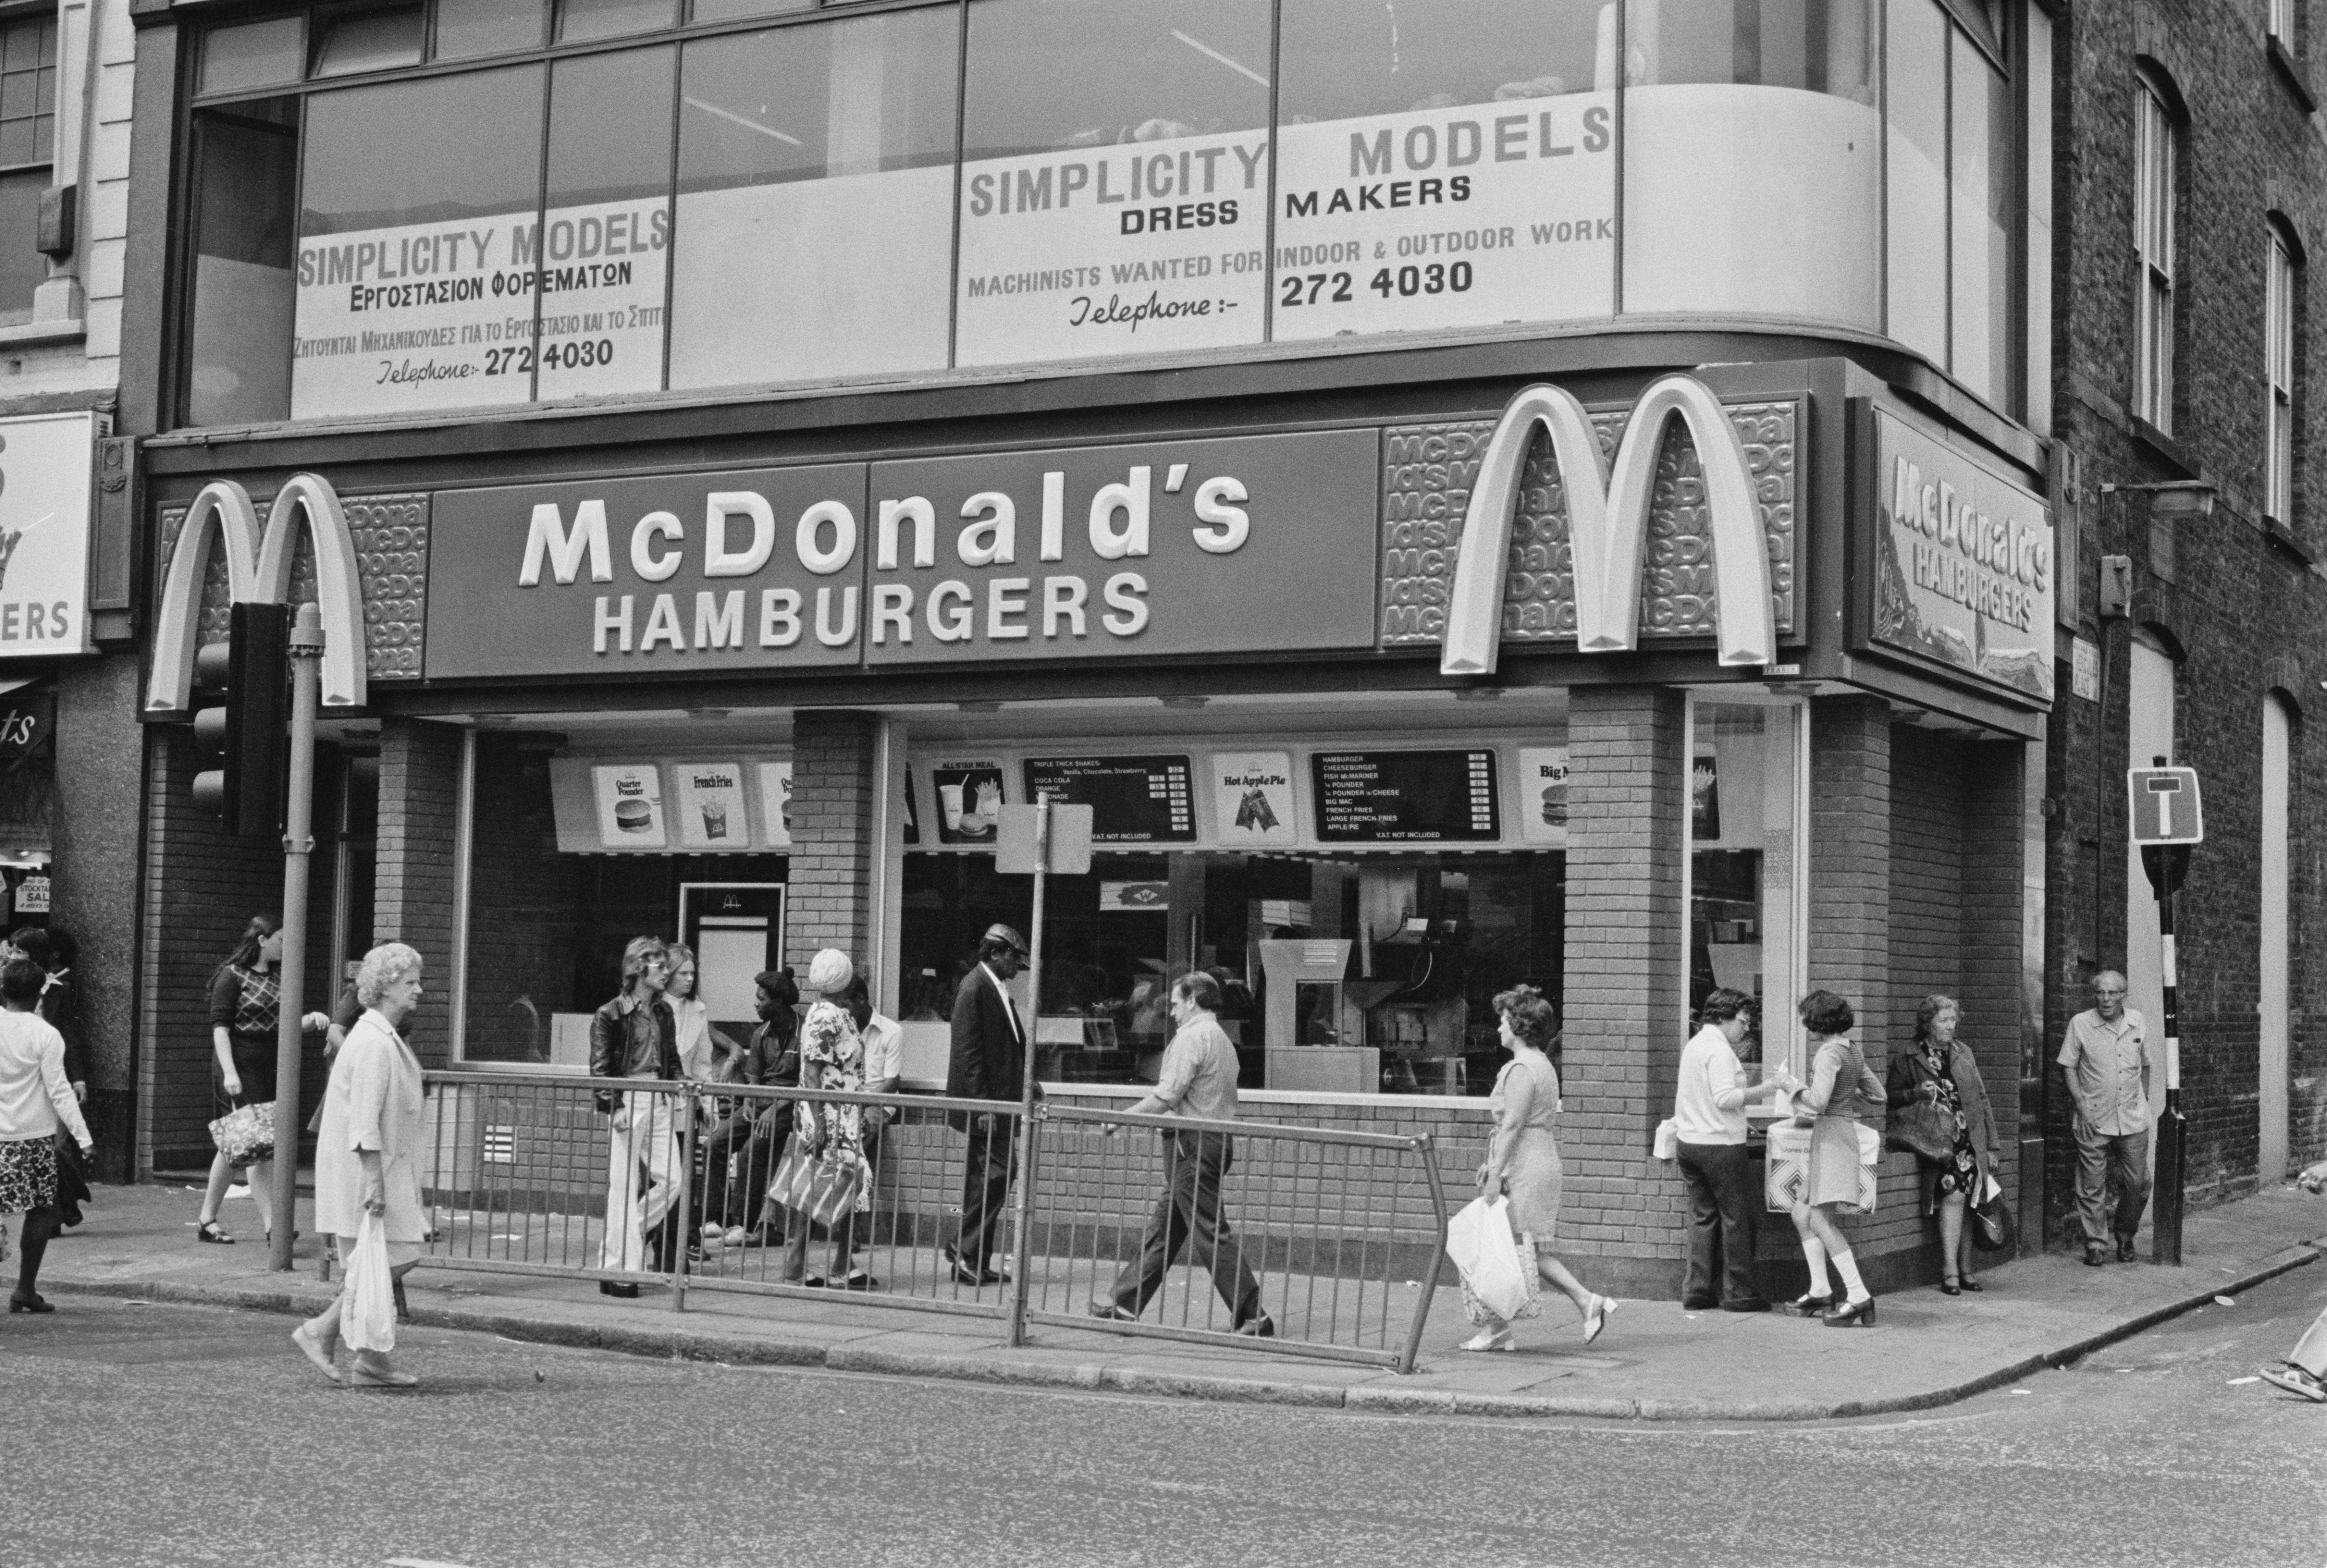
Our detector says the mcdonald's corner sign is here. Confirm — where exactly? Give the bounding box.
[146,473,371,715]
[1376,375,1795,676]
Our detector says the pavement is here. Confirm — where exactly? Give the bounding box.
[28,1179,2327,1422]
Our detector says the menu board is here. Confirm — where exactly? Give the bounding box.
[1023,755,1196,844]
[1311,750,1500,843]
[673,761,748,851]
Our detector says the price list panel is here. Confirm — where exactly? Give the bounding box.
[1022,755,1197,844]
[1311,750,1501,843]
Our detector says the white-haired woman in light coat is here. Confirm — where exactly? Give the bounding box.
[291,942,428,1388]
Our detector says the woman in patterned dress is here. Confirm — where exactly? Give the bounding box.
[1459,984,1616,1353]
[782,948,875,1290]
[0,956,93,1312]
[196,915,329,1246]
[1886,994,2001,1295]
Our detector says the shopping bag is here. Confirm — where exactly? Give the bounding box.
[1764,1123,1813,1212]
[208,1099,276,1170]
[340,1212,397,1353]
[1446,1195,1538,1324]
[768,1144,863,1229]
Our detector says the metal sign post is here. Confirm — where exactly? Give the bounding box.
[2131,759,2200,1268]
[995,797,1092,1347]
[270,605,324,1273]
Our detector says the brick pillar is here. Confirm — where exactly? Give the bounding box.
[1809,695,1893,1065]
[51,652,144,1178]
[1560,686,1686,1292]
[787,709,879,993]
[374,717,463,1064]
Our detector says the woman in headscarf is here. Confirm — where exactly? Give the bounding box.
[781,949,877,1291]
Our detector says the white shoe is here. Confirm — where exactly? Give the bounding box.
[1459,1326,1515,1352]
[1583,1294,1618,1346]
[722,1226,749,1247]
[2260,1365,2327,1402]
[226,1184,251,1200]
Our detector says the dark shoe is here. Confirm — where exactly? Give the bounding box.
[195,1220,235,1245]
[1790,1293,1834,1317]
[1087,1298,1138,1322]
[2116,1236,2139,1264]
[1234,1314,1277,1338]
[1681,1294,1719,1311]
[1959,1276,1984,1292]
[951,1260,1001,1287]
[1719,1297,1773,1313]
[2084,1244,2107,1267]
[599,1281,639,1299]
[1938,1278,1962,1296]
[8,1291,52,1314]
[1821,1297,1876,1328]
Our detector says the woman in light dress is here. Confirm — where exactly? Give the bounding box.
[782,948,876,1290]
[290,943,429,1387]
[1461,984,1616,1353]
[1785,989,1887,1327]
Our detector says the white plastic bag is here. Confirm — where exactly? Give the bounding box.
[1446,1195,1534,1323]
[340,1211,397,1353]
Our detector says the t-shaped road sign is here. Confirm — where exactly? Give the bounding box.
[2128,765,2203,845]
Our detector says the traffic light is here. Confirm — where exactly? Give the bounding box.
[190,601,290,838]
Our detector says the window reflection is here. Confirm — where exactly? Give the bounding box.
[185,98,299,425]
[669,8,959,387]
[538,47,675,399]
[198,16,305,96]
[309,4,424,78]
[556,0,676,45]
[1622,0,1879,327]
[1885,0,1949,366]
[434,0,545,60]
[955,0,1272,366]
[293,66,546,417]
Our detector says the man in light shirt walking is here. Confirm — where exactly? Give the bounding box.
[2058,969,2152,1266]
[1089,971,1274,1337]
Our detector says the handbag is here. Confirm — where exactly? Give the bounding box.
[1888,1098,1957,1163]
[1971,1175,2013,1252]
[768,1142,863,1230]
[208,1099,276,1170]
[1446,1195,1540,1325]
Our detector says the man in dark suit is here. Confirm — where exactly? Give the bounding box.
[946,923,1029,1286]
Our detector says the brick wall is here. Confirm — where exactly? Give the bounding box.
[374,717,462,1064]
[787,711,877,988]
[136,726,339,1172]
[2051,0,2327,1213]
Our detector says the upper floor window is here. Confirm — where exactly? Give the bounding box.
[0,15,57,323]
[2134,70,2177,433]
[2266,222,2299,525]
[176,0,2029,428]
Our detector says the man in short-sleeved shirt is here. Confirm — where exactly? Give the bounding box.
[1090,972,1271,1336]
[2058,970,2152,1265]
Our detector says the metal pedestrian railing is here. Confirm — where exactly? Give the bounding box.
[416,1070,1449,1372]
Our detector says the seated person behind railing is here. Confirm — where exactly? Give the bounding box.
[698,968,798,1249]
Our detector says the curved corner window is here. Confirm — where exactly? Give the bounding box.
[1622,0,1880,330]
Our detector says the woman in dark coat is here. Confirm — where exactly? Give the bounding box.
[1886,993,2002,1294]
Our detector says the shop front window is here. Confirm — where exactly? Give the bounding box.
[900,847,1563,1097]
[457,736,791,1065]
[1685,695,1806,1082]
